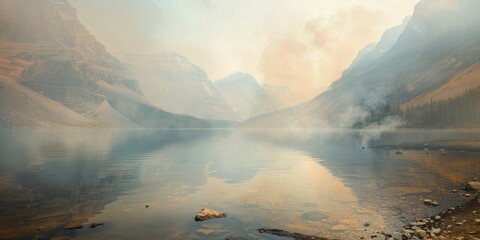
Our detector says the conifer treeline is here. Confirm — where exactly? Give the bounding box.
[354,86,480,128]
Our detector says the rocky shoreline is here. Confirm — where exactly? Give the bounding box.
[374,140,480,153]
[362,194,479,240]
[218,181,480,240]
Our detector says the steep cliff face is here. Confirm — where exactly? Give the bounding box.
[0,0,209,128]
[116,53,239,121]
[0,0,141,113]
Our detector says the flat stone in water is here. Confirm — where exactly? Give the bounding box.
[301,210,329,221]
[303,202,318,208]
[258,228,333,240]
[197,228,215,235]
[331,224,348,232]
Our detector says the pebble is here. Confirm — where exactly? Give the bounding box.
[435,215,441,220]
[392,232,402,240]
[431,227,441,234]
[416,229,427,238]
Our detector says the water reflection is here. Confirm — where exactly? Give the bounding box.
[0,129,479,239]
[243,129,480,230]
[0,129,211,239]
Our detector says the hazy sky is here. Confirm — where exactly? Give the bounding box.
[71,0,418,97]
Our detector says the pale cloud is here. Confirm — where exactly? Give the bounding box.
[71,0,160,54]
[259,36,318,96]
[260,5,406,96]
[71,0,419,97]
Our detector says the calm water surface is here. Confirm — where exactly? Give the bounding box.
[0,129,479,239]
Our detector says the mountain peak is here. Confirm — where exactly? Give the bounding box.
[394,0,480,46]
[215,72,261,88]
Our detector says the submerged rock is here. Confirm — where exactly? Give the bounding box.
[257,228,334,240]
[194,208,226,222]
[64,225,84,230]
[89,222,104,228]
[64,222,103,230]
[331,224,348,232]
[302,210,328,221]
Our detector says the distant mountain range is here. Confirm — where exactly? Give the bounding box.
[116,53,239,122]
[241,0,480,128]
[2,0,479,129]
[214,72,306,119]
[114,54,307,121]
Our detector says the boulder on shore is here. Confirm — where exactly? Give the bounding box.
[465,181,480,191]
[194,208,226,222]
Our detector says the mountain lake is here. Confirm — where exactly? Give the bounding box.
[0,129,479,239]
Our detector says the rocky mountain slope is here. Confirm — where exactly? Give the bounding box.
[241,0,480,128]
[0,0,209,128]
[402,62,480,109]
[116,53,239,122]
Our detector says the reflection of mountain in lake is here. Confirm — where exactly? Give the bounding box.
[0,129,210,239]
[0,130,384,240]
